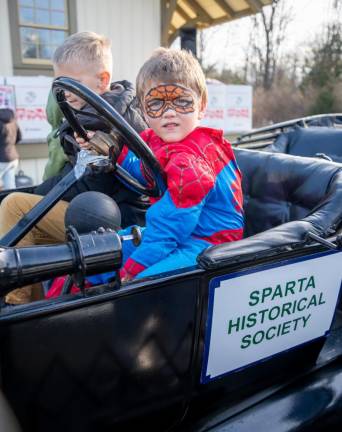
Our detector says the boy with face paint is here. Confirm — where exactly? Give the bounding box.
[83,47,244,284]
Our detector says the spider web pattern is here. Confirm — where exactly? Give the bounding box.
[145,127,238,208]
[165,153,214,207]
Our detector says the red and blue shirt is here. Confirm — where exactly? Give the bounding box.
[118,126,244,279]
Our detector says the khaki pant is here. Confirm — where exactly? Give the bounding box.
[0,192,69,304]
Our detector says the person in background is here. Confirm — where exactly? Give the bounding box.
[0,108,21,190]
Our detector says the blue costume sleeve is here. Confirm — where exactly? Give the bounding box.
[119,149,147,186]
[128,190,205,268]
[121,151,217,278]
[86,191,205,285]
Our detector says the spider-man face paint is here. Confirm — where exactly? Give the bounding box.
[144,83,205,143]
[144,84,195,118]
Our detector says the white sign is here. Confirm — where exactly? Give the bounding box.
[202,83,226,130]
[226,85,252,132]
[201,81,252,133]
[202,251,342,383]
[6,76,52,142]
[0,85,16,111]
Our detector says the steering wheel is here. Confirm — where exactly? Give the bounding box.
[52,77,165,197]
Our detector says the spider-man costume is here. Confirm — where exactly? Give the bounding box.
[87,126,244,284]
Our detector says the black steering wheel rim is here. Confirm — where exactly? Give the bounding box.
[52,76,165,197]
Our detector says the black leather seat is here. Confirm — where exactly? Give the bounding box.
[270,126,342,163]
[198,148,342,270]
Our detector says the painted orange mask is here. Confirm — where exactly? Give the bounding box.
[144,84,195,118]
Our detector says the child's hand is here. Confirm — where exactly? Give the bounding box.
[75,131,119,157]
[121,275,132,283]
[74,131,95,150]
[120,267,133,283]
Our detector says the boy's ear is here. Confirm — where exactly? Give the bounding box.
[98,71,111,91]
[198,99,207,120]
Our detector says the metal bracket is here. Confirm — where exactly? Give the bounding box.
[74,149,110,179]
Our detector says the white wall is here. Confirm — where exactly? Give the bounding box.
[0,0,13,76]
[76,0,161,83]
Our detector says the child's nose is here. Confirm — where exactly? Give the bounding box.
[163,105,176,116]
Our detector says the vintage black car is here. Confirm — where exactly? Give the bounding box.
[0,80,341,432]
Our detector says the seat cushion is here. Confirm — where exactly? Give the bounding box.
[198,149,342,270]
[271,126,342,163]
[235,149,342,237]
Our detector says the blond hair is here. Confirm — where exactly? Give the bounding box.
[136,47,208,106]
[52,31,112,75]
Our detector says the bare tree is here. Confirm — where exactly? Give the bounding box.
[197,29,217,75]
[246,0,293,89]
[301,0,342,113]
[197,24,237,77]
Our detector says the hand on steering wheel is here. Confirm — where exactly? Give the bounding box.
[74,131,95,151]
[76,130,123,165]
[52,77,166,197]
